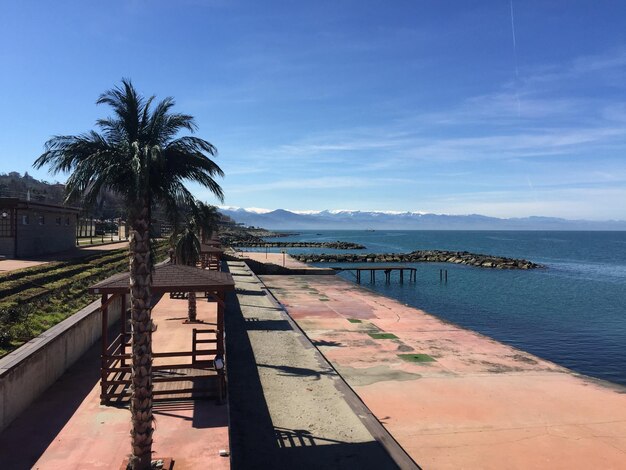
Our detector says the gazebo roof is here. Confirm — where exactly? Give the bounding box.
[200,244,224,254]
[88,263,235,294]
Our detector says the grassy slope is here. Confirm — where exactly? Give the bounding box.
[0,241,168,357]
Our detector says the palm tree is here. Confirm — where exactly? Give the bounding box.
[194,201,220,243]
[34,79,224,470]
[174,218,201,322]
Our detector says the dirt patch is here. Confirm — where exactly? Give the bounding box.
[509,353,538,365]
[396,343,415,352]
[336,364,421,387]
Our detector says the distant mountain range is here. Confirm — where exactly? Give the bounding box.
[219,207,626,231]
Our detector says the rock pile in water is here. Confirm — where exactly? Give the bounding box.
[291,250,541,269]
[235,241,366,250]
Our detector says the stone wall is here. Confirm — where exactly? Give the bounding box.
[235,241,366,249]
[0,294,126,432]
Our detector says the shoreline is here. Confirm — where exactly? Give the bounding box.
[235,251,622,389]
[334,274,626,391]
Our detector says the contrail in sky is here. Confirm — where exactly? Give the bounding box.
[510,0,521,115]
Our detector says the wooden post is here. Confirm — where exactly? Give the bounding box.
[100,294,109,403]
[400,269,404,283]
[445,270,448,282]
[192,328,197,365]
[121,294,127,367]
[217,291,225,357]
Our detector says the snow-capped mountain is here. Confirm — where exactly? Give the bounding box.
[219,207,626,230]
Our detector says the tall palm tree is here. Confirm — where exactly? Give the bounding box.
[34,79,224,470]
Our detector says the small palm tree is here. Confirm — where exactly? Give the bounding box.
[194,201,220,243]
[34,79,223,470]
[174,219,201,321]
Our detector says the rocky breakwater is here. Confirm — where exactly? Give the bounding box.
[235,241,366,250]
[291,250,542,269]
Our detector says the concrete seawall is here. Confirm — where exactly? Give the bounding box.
[0,295,126,432]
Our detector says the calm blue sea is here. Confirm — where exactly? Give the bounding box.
[253,230,626,386]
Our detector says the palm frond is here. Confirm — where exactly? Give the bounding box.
[33,79,224,215]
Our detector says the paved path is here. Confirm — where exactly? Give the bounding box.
[261,274,626,470]
[0,294,229,470]
[234,251,310,269]
[225,260,413,469]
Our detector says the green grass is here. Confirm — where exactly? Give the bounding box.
[0,241,169,357]
[398,353,436,363]
[368,332,398,340]
[347,318,362,323]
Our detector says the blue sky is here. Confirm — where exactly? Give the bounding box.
[0,1,625,219]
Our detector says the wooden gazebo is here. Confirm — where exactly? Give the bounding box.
[200,244,224,270]
[89,264,235,403]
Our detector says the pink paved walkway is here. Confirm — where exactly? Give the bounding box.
[261,274,626,470]
[235,251,309,269]
[1,294,229,470]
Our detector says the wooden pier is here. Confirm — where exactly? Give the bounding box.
[332,265,417,283]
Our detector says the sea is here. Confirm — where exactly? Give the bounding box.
[250,230,626,387]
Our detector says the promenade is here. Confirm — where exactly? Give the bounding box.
[260,268,626,469]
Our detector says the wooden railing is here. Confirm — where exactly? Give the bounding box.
[100,327,224,403]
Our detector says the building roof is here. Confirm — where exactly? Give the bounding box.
[88,263,235,294]
[0,197,80,213]
[200,244,224,254]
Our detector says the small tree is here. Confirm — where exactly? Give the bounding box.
[174,220,201,321]
[194,201,220,243]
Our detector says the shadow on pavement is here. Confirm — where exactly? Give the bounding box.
[0,334,102,469]
[224,278,400,470]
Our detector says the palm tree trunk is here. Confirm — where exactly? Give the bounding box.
[188,291,197,322]
[129,203,153,470]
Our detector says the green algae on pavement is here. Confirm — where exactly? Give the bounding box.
[398,353,436,363]
[368,332,399,340]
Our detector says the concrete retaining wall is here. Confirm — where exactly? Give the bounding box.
[0,294,126,432]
